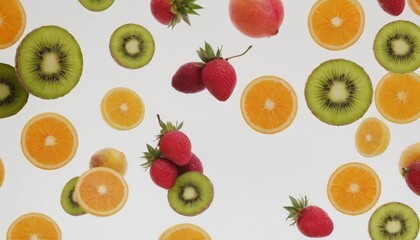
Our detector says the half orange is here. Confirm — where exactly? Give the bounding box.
[408,0,420,15]
[240,75,298,134]
[0,158,4,187]
[308,0,365,50]
[355,117,390,157]
[327,162,381,215]
[159,223,212,240]
[7,212,61,240]
[21,112,78,170]
[0,0,26,49]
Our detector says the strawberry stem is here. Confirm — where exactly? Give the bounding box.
[225,45,252,61]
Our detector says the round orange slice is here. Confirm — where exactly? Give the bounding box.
[240,75,298,134]
[7,212,61,240]
[101,87,145,130]
[21,112,78,170]
[327,162,381,215]
[399,142,420,176]
[75,167,128,216]
[159,223,212,240]
[408,0,420,15]
[0,158,4,187]
[0,0,26,49]
[375,72,420,124]
[308,0,365,50]
[355,117,390,157]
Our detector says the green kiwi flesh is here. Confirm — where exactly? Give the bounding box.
[109,23,155,69]
[60,177,86,216]
[79,0,114,12]
[369,202,419,240]
[15,25,83,99]
[0,63,28,118]
[305,59,372,126]
[374,20,420,73]
[167,171,214,216]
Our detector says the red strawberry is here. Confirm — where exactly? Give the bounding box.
[377,0,405,16]
[284,196,334,238]
[142,144,178,189]
[172,62,205,94]
[403,161,420,195]
[157,115,192,166]
[178,153,203,174]
[150,0,203,28]
[197,42,252,101]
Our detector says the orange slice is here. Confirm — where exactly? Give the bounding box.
[308,0,365,50]
[0,158,4,187]
[355,117,390,157]
[408,0,420,15]
[101,87,145,130]
[0,0,26,49]
[240,75,298,134]
[21,112,78,170]
[159,223,212,240]
[7,212,61,240]
[75,167,128,216]
[375,72,420,124]
[399,142,420,176]
[327,162,381,215]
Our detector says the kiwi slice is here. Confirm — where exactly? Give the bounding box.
[369,202,419,240]
[109,23,155,69]
[79,0,114,12]
[373,20,420,73]
[167,171,214,216]
[0,63,28,118]
[305,59,372,126]
[15,25,83,99]
[60,177,85,216]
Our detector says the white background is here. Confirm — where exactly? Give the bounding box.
[0,0,419,239]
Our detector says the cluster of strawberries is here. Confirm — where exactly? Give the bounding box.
[142,115,203,189]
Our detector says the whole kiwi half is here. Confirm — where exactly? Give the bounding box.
[369,202,419,240]
[79,0,114,12]
[15,25,83,99]
[0,63,28,118]
[60,176,86,216]
[373,20,420,73]
[109,23,155,69]
[305,59,373,126]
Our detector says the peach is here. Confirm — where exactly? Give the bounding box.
[90,148,127,176]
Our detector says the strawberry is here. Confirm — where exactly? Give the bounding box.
[284,196,334,238]
[157,115,192,166]
[178,153,203,174]
[141,144,179,189]
[403,161,420,195]
[172,62,205,93]
[377,0,405,16]
[197,42,252,101]
[150,0,203,28]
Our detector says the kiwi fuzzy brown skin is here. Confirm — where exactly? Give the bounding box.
[0,63,29,118]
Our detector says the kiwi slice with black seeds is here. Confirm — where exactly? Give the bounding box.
[0,63,28,118]
[369,202,419,240]
[15,25,83,99]
[60,176,85,216]
[109,23,155,69]
[168,171,214,216]
[305,59,372,126]
[79,0,114,12]
[374,20,420,73]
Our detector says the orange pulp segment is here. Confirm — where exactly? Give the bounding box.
[327,162,381,215]
[7,212,61,240]
[399,142,420,176]
[101,87,145,130]
[375,72,420,124]
[0,0,26,49]
[355,117,390,157]
[21,112,78,170]
[308,0,365,50]
[408,0,420,15]
[159,223,212,240]
[75,167,128,216]
[240,75,298,134]
[0,158,4,187]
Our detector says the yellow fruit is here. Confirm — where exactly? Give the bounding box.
[90,148,127,176]
[159,223,212,240]
[7,212,61,240]
[240,75,298,134]
[399,142,420,176]
[408,0,420,15]
[0,0,26,49]
[0,158,4,187]
[355,117,390,157]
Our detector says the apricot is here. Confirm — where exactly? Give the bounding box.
[90,148,127,176]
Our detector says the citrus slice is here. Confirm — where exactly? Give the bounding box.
[308,0,365,50]
[0,0,26,49]
[7,212,61,240]
[375,72,420,124]
[240,75,298,134]
[75,167,128,216]
[159,223,212,240]
[408,0,420,15]
[327,162,381,215]
[355,117,390,157]
[101,87,145,130]
[0,158,4,187]
[21,112,78,170]
[399,142,420,177]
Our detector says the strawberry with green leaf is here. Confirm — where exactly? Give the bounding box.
[150,0,203,28]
